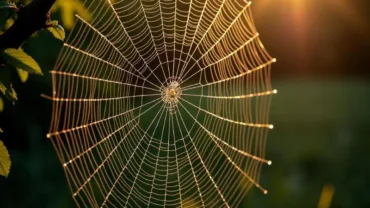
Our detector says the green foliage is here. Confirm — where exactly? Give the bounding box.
[0,140,11,177]
[0,0,82,181]
[0,81,17,102]
[1,48,42,75]
[0,2,32,105]
[47,21,65,41]
[17,68,28,83]
[0,1,66,107]
[0,127,5,176]
[0,1,65,178]
[0,97,3,112]
[0,2,16,31]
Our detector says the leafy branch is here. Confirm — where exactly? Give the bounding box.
[0,0,64,104]
[0,0,65,177]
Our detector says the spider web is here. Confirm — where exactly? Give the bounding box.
[47,0,277,207]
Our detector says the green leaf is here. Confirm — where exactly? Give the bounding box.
[17,68,29,83]
[0,48,43,75]
[0,64,17,102]
[0,140,11,177]
[47,24,65,41]
[0,10,10,30]
[0,82,17,102]
[0,97,3,112]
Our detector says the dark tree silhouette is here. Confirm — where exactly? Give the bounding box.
[0,0,56,49]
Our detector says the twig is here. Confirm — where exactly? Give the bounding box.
[0,0,57,49]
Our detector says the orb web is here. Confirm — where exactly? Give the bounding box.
[47,0,277,207]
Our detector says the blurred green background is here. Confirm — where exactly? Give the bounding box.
[1,0,370,207]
